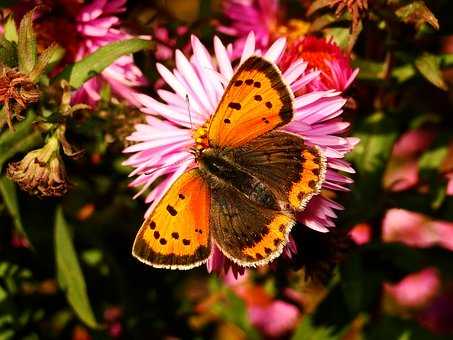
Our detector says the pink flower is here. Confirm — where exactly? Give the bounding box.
[349,223,372,245]
[68,0,148,106]
[385,268,441,310]
[382,209,453,251]
[154,25,190,62]
[280,36,359,92]
[384,268,441,309]
[219,0,279,55]
[124,33,357,274]
[219,0,311,57]
[223,273,300,337]
[21,0,147,106]
[248,300,300,337]
[383,129,435,191]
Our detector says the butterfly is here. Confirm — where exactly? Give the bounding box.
[132,56,327,269]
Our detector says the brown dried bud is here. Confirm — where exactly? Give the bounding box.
[106,107,145,150]
[6,136,68,198]
[329,0,369,33]
[0,66,40,129]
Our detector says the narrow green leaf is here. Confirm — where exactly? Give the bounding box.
[54,206,99,329]
[353,59,384,80]
[307,0,332,16]
[29,43,62,82]
[0,177,26,237]
[415,53,448,90]
[3,15,18,43]
[17,9,37,74]
[55,38,153,89]
[395,1,439,31]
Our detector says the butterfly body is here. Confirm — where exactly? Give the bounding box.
[132,56,327,269]
[197,147,282,211]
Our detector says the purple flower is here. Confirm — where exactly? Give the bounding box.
[124,33,357,274]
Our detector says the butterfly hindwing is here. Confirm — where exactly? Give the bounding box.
[230,131,327,211]
[210,184,295,267]
[208,56,294,147]
[132,169,211,269]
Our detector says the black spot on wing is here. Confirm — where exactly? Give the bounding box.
[167,205,177,216]
[228,102,241,110]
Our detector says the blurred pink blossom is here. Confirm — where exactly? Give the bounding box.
[154,25,190,62]
[384,267,441,309]
[393,129,436,158]
[219,0,279,56]
[382,209,453,250]
[223,273,300,337]
[248,300,300,337]
[349,223,372,245]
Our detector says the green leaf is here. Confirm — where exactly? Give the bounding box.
[419,145,448,175]
[415,53,448,90]
[353,59,385,80]
[17,9,37,74]
[346,112,398,222]
[3,15,18,43]
[54,207,99,329]
[292,316,341,340]
[29,43,62,82]
[0,38,17,68]
[0,177,28,239]
[0,111,42,171]
[56,38,153,89]
[395,1,439,31]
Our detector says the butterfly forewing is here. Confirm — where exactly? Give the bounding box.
[208,56,294,147]
[132,169,211,269]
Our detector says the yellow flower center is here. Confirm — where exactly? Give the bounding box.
[192,120,210,151]
[273,19,311,43]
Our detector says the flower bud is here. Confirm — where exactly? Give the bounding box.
[0,66,40,129]
[6,135,68,198]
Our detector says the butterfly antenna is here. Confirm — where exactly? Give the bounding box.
[144,157,195,176]
[185,94,193,130]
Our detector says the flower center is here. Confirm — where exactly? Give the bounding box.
[273,19,310,43]
[192,120,210,151]
[300,51,334,77]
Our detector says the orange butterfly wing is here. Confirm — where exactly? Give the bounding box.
[132,169,211,269]
[208,56,294,147]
